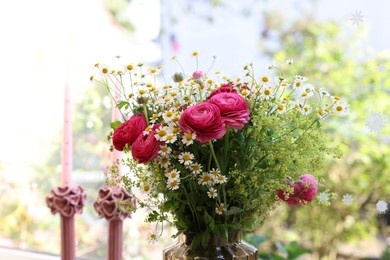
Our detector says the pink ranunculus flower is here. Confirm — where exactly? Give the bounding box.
[179,103,226,143]
[132,124,164,163]
[209,83,237,98]
[112,113,147,151]
[208,92,250,130]
[277,174,318,206]
[192,70,205,79]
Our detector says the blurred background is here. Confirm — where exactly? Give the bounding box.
[0,0,389,259]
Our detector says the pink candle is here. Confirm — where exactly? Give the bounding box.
[61,84,73,187]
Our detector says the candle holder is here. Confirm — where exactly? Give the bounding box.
[94,187,136,260]
[46,185,87,260]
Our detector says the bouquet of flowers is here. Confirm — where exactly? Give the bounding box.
[91,53,348,248]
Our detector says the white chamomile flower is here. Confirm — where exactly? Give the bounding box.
[159,145,172,156]
[342,194,353,206]
[158,155,171,168]
[165,131,178,144]
[301,105,312,115]
[298,85,314,99]
[99,64,110,76]
[162,110,176,123]
[143,125,152,135]
[150,113,160,124]
[191,163,203,175]
[165,169,180,180]
[155,126,170,141]
[215,203,226,215]
[207,187,218,199]
[260,75,270,84]
[125,64,134,73]
[178,152,194,166]
[292,75,307,90]
[167,178,180,190]
[332,100,349,116]
[365,111,386,132]
[198,172,215,186]
[276,103,286,113]
[147,231,159,244]
[260,87,274,100]
[376,200,388,214]
[182,132,197,146]
[141,183,152,194]
[137,87,148,98]
[318,192,330,205]
[215,174,227,184]
[209,168,220,178]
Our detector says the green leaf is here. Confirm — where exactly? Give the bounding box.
[275,242,288,256]
[110,120,122,130]
[202,231,211,248]
[117,101,129,109]
[191,233,202,250]
[225,206,243,216]
[285,241,311,258]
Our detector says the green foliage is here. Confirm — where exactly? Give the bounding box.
[245,233,310,260]
[260,16,390,258]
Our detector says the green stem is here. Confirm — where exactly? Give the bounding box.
[208,141,221,171]
[143,105,149,125]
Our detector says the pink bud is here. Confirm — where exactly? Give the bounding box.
[192,70,205,79]
[277,174,318,206]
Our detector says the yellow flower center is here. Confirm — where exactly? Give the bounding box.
[158,130,167,137]
[301,92,308,97]
[102,68,109,74]
[161,157,169,164]
[183,154,190,161]
[295,82,301,87]
[264,89,271,95]
[193,165,200,171]
[185,133,193,141]
[161,147,168,153]
[170,92,177,97]
[334,96,340,100]
[166,111,173,117]
[170,172,177,178]
[172,127,179,134]
[336,106,343,111]
[127,65,134,70]
[278,104,284,110]
[262,76,269,82]
[203,175,211,182]
[143,185,150,192]
[166,135,173,141]
[146,83,153,88]
[139,89,146,95]
[150,68,157,73]
[192,51,199,56]
[170,180,177,187]
[217,205,224,211]
[304,107,309,112]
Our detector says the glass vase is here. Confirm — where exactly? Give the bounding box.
[163,230,258,260]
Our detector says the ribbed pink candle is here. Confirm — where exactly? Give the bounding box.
[61,84,73,187]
